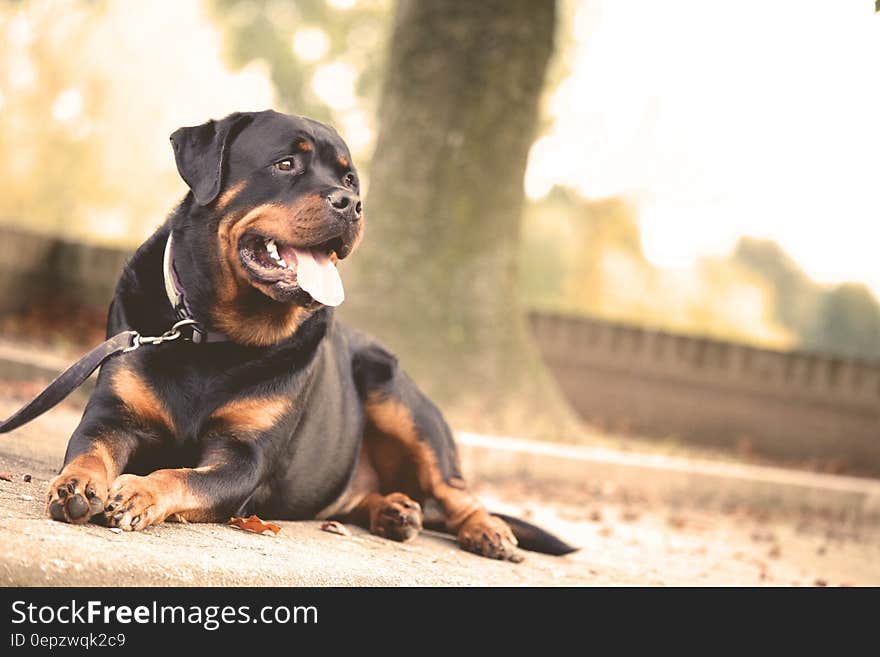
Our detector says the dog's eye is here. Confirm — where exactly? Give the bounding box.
[343,173,356,187]
[275,159,295,172]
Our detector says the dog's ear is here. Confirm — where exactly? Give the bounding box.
[170,112,254,206]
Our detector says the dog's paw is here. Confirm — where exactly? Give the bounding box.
[457,512,523,562]
[46,468,108,525]
[370,492,423,542]
[104,474,167,532]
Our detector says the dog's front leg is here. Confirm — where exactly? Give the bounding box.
[104,438,264,532]
[47,388,142,525]
[48,435,133,525]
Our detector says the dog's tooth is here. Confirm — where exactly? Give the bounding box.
[266,240,280,260]
[277,258,288,268]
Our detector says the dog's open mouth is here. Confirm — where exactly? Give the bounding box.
[239,233,345,306]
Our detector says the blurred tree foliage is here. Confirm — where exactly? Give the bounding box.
[0,1,279,244]
[520,189,792,348]
[806,284,880,358]
[733,239,880,359]
[731,238,820,339]
[0,3,124,239]
[209,0,390,157]
[520,192,880,360]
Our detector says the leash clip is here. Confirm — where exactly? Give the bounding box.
[122,319,199,353]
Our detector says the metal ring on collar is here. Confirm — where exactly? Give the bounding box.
[122,318,200,353]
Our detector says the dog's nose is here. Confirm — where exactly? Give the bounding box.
[326,190,362,221]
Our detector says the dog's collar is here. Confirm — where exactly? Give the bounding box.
[163,233,229,344]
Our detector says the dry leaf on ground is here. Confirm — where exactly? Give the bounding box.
[228,515,281,536]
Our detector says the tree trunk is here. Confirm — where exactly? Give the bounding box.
[341,0,581,439]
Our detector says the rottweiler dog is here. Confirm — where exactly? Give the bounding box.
[45,110,574,561]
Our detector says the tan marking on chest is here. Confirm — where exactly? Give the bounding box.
[208,396,291,434]
[111,369,175,432]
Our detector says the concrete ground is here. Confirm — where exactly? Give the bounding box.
[2,395,878,587]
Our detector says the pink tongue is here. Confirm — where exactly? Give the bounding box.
[292,248,345,306]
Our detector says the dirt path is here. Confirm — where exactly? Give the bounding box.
[1,399,877,586]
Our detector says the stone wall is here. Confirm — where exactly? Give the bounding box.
[529,312,880,474]
[0,226,130,314]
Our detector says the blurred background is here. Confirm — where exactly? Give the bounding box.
[0,0,879,475]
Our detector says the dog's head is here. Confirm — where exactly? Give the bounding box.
[170,110,364,344]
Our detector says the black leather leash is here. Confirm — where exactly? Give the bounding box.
[0,318,200,434]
